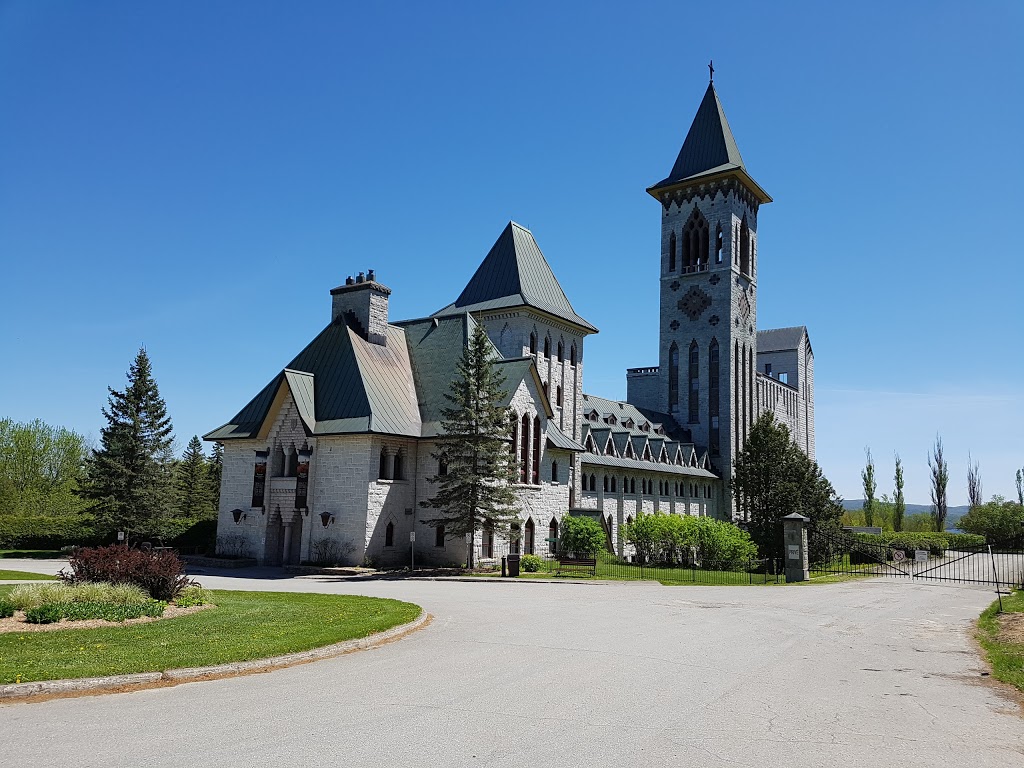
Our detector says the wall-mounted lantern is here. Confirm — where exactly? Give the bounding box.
[231,508,247,525]
[319,511,335,528]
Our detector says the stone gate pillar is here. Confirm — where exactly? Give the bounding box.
[782,513,810,583]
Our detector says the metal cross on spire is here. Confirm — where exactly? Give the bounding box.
[708,59,714,82]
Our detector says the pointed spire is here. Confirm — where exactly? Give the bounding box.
[648,78,771,203]
[434,222,597,333]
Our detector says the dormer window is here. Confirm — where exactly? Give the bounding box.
[639,422,649,432]
[622,418,634,429]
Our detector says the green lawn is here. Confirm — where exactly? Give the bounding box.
[0,550,65,560]
[0,570,55,581]
[0,588,421,684]
[977,590,1024,693]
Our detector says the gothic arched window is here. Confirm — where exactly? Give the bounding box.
[378,448,388,480]
[543,336,551,357]
[532,415,541,484]
[669,231,677,272]
[715,224,723,263]
[556,385,563,407]
[668,342,679,411]
[551,461,558,483]
[520,413,530,483]
[570,344,577,366]
[709,339,720,456]
[740,216,751,275]
[688,341,700,424]
[683,209,709,269]
[529,332,537,355]
[385,521,394,547]
[557,340,563,361]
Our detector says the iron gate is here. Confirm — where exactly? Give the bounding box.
[807,526,1024,588]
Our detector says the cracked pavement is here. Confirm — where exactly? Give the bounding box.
[1,567,1022,767]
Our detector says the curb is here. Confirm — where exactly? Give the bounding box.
[0,610,431,702]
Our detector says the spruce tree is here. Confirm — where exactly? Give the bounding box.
[206,441,223,514]
[420,321,518,568]
[84,347,175,539]
[176,435,212,521]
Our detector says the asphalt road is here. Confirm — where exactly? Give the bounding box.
[1,562,1022,767]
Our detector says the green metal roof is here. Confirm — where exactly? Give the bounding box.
[580,453,718,479]
[434,222,598,333]
[648,82,771,203]
[546,424,585,452]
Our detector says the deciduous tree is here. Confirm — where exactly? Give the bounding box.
[861,447,876,527]
[967,453,983,510]
[928,435,949,532]
[893,452,906,533]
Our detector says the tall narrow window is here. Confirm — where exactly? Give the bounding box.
[683,208,709,269]
[669,231,677,272]
[557,341,563,361]
[520,414,530,483]
[611,477,617,493]
[532,415,541,484]
[393,451,403,480]
[668,342,679,411]
[549,518,558,554]
[439,458,448,476]
[551,460,559,482]
[525,518,535,555]
[740,216,750,275]
[735,340,741,454]
[510,415,518,472]
[590,474,597,491]
[385,521,394,547]
[482,525,493,558]
[435,525,445,548]
[378,449,388,480]
[556,385,563,407]
[543,336,551,357]
[715,224,723,263]
[603,475,609,492]
[688,341,700,424]
[709,339,720,456]
[529,332,537,354]
[570,344,577,366]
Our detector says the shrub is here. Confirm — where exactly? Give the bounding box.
[519,554,543,573]
[24,603,64,624]
[623,513,757,566]
[0,514,97,550]
[175,585,212,608]
[558,515,606,557]
[61,545,192,601]
[9,581,149,610]
[22,600,167,624]
[0,599,14,618]
[958,499,1024,544]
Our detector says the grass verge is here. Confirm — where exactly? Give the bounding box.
[0,588,420,684]
[0,571,55,581]
[977,589,1024,693]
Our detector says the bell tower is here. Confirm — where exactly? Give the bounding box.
[629,71,771,507]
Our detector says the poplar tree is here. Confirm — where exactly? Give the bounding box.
[967,452,983,510]
[420,321,518,568]
[928,435,949,532]
[861,447,876,527]
[84,347,175,539]
[893,452,906,532]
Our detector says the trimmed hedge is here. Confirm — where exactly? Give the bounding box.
[0,515,98,549]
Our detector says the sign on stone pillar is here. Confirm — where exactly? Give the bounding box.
[295,448,311,509]
[251,450,268,508]
[782,513,810,583]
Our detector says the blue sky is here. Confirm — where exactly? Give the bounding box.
[2,1,1022,505]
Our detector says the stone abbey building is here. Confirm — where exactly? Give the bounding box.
[205,79,814,567]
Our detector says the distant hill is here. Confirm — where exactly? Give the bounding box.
[841,499,969,530]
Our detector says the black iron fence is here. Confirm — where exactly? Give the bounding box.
[808,526,1024,588]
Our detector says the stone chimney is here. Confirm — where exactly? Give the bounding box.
[330,270,391,345]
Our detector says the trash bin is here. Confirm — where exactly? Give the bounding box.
[506,553,521,577]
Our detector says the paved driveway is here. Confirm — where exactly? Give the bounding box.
[1,564,1022,767]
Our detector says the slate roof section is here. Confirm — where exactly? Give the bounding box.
[434,222,598,333]
[580,453,717,479]
[546,424,585,452]
[757,326,809,354]
[648,83,771,204]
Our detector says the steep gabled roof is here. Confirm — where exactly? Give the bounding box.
[648,82,771,203]
[434,222,598,333]
[757,326,810,354]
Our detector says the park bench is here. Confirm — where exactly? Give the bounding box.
[555,557,597,577]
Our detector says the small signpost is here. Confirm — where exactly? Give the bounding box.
[117,531,125,542]
[410,530,416,571]
[914,550,929,563]
[892,549,905,562]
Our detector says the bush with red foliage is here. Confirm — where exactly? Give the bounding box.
[61,545,192,602]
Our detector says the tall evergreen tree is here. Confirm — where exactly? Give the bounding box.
[928,434,949,532]
[1017,468,1023,506]
[83,347,175,539]
[206,441,223,514]
[732,413,843,560]
[420,321,518,568]
[861,447,876,527]
[893,452,906,533]
[176,435,213,520]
